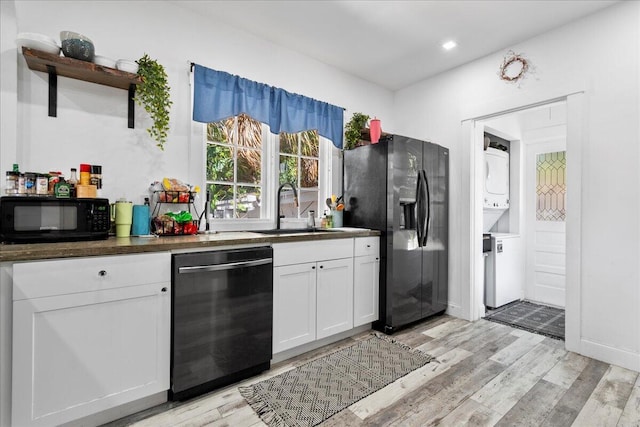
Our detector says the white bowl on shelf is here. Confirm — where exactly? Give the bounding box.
[16,32,60,55]
[94,55,117,68]
[116,59,138,73]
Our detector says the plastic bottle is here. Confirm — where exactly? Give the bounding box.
[79,164,91,186]
[307,210,315,229]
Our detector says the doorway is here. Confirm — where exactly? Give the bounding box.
[477,100,568,313]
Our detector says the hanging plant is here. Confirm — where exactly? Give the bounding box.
[135,54,172,150]
[344,112,370,150]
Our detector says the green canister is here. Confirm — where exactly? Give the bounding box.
[54,181,71,198]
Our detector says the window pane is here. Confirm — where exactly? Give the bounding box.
[238,148,261,184]
[536,151,566,221]
[206,144,234,182]
[279,133,297,155]
[209,183,234,218]
[279,155,298,185]
[235,114,263,148]
[207,118,234,142]
[236,186,261,218]
[301,158,318,188]
[300,130,319,157]
[278,188,298,218]
[299,189,318,217]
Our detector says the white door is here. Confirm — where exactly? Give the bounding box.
[525,138,566,307]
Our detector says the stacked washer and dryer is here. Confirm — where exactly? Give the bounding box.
[483,146,524,309]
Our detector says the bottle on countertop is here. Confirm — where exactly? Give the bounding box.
[79,164,91,186]
[307,210,315,229]
[17,173,25,195]
[90,165,102,189]
[67,168,78,197]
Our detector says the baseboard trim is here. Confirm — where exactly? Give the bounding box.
[272,324,371,364]
[577,338,640,372]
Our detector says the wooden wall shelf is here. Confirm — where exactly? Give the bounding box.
[21,47,143,128]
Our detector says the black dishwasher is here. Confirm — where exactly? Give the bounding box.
[170,246,273,401]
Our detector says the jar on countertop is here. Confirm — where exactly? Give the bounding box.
[36,174,48,195]
[5,171,18,195]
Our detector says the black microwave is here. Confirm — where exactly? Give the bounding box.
[0,196,110,243]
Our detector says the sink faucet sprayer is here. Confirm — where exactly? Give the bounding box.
[277,182,298,229]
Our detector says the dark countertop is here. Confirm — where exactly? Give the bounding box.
[0,229,380,262]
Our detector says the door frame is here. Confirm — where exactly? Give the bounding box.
[461,91,585,353]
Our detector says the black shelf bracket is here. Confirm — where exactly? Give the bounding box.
[128,84,136,129]
[46,65,57,117]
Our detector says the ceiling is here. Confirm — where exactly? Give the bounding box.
[175,0,618,91]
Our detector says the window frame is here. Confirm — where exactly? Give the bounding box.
[201,119,333,231]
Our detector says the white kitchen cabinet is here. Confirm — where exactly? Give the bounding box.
[353,237,380,327]
[272,239,354,353]
[316,257,354,339]
[273,262,317,353]
[11,253,170,427]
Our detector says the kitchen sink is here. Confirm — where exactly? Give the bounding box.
[254,228,334,235]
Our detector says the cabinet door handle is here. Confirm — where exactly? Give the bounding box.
[161,287,167,292]
[319,265,324,269]
[98,270,107,277]
[367,244,371,248]
[312,266,316,270]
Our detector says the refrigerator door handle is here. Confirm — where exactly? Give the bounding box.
[421,170,430,247]
[416,171,424,246]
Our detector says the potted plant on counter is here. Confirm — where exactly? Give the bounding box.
[344,112,370,150]
[135,54,172,150]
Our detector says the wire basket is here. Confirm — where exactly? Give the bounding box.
[151,218,199,236]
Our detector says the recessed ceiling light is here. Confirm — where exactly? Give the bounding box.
[442,40,457,51]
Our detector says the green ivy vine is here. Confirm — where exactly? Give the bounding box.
[135,54,172,150]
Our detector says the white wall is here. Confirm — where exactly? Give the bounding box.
[5,0,394,204]
[393,2,639,371]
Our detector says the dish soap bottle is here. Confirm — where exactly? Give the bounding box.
[307,210,315,229]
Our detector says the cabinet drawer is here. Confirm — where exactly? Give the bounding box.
[273,238,353,266]
[13,252,171,301]
[354,237,379,257]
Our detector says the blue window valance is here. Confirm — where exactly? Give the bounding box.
[192,64,344,149]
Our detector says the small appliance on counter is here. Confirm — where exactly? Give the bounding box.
[0,196,110,243]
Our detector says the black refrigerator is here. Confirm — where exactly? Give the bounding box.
[344,134,449,334]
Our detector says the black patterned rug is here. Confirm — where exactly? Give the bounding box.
[239,333,435,427]
[483,300,565,340]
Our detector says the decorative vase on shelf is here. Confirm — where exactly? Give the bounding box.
[370,118,381,144]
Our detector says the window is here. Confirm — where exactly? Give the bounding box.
[206,114,264,219]
[205,115,330,223]
[536,151,566,221]
[278,130,320,218]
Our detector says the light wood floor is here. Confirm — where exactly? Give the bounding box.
[107,315,640,427]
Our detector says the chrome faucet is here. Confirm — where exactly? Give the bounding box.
[277,182,298,229]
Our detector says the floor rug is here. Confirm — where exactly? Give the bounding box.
[483,300,565,340]
[239,333,435,427]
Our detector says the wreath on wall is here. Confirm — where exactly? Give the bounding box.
[498,50,532,85]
